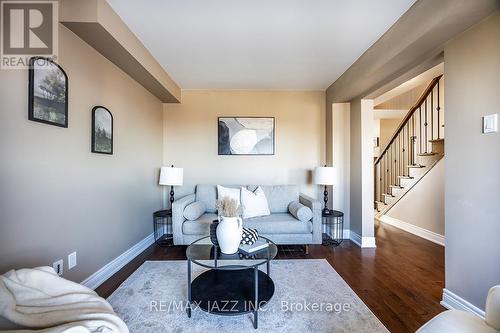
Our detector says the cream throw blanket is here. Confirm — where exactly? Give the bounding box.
[0,267,128,333]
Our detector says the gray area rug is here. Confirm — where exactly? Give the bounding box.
[107,259,388,333]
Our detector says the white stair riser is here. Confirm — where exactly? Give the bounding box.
[409,167,427,178]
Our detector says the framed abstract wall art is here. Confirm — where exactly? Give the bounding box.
[218,117,275,155]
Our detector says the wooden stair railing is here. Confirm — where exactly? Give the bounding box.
[374,75,443,207]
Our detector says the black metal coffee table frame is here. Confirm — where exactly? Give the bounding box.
[186,236,277,329]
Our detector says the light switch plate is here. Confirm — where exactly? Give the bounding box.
[68,252,77,269]
[483,114,498,133]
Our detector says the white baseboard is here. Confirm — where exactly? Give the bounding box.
[349,231,376,248]
[441,288,485,319]
[82,233,154,290]
[343,229,351,239]
[377,215,445,246]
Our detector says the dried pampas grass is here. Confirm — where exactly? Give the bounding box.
[216,197,241,217]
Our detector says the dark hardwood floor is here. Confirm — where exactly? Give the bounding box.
[96,221,445,333]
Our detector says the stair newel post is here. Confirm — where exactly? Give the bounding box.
[383,155,386,196]
[384,153,389,193]
[437,79,441,139]
[396,135,399,182]
[403,124,406,176]
[400,133,403,180]
[377,163,380,203]
[395,137,398,185]
[424,98,428,153]
[376,163,379,204]
[389,145,392,188]
[373,164,378,209]
[390,143,393,186]
[419,106,422,155]
[397,134,400,179]
[385,154,389,195]
[398,134,402,182]
[411,115,414,166]
[413,113,416,165]
[407,121,410,170]
[393,142,397,186]
[431,87,434,141]
[402,130,405,176]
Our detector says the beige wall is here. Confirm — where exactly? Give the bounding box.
[163,90,325,198]
[387,159,444,235]
[375,83,427,110]
[379,118,402,148]
[443,10,500,310]
[0,25,163,282]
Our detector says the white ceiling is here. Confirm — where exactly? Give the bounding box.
[107,0,416,90]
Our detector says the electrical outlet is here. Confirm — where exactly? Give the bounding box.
[53,259,63,276]
[68,252,77,269]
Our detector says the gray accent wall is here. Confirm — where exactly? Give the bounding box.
[0,26,163,282]
[443,10,500,310]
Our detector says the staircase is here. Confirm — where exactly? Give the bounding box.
[375,75,444,218]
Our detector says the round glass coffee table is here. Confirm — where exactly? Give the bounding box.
[186,236,278,329]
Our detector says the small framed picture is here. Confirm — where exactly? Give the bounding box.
[373,137,380,148]
[28,57,68,127]
[91,106,113,155]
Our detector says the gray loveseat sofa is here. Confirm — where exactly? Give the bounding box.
[172,184,322,245]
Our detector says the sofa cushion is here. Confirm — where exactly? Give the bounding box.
[288,201,313,222]
[241,186,270,219]
[249,185,299,213]
[244,213,313,234]
[196,185,244,213]
[183,201,206,221]
[195,185,217,213]
[217,185,241,207]
[182,213,218,235]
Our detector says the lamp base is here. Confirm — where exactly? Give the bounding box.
[169,186,175,208]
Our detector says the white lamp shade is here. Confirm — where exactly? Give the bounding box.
[314,166,335,185]
[159,166,183,186]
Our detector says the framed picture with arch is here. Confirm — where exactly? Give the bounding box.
[91,106,113,155]
[28,57,69,127]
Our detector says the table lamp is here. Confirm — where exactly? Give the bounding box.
[159,165,183,207]
[314,165,335,216]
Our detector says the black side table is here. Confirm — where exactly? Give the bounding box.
[322,210,344,247]
[153,209,173,247]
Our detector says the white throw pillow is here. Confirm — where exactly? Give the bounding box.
[241,186,271,219]
[217,185,241,207]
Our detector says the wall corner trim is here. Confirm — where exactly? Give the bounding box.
[377,215,445,246]
[350,231,376,248]
[441,288,486,319]
[81,233,154,290]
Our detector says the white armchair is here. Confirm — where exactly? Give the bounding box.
[417,285,500,333]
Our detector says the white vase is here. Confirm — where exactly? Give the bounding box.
[216,216,243,254]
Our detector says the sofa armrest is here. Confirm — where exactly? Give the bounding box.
[299,193,322,244]
[171,194,195,244]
